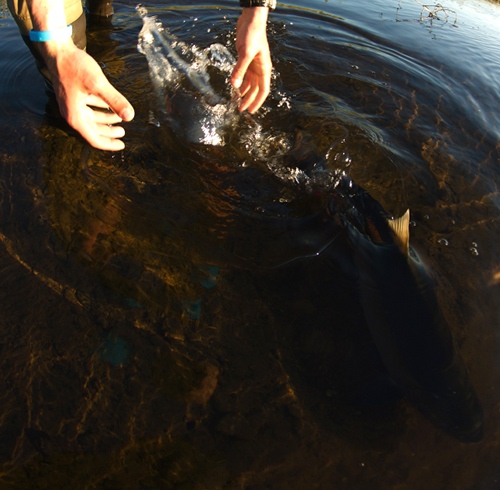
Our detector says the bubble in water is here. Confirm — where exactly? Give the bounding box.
[438,238,449,246]
[469,247,479,256]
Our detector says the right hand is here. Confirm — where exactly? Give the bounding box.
[231,7,272,114]
[42,40,135,151]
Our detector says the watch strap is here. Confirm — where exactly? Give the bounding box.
[239,0,277,10]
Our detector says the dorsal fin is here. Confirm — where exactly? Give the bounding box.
[387,209,410,255]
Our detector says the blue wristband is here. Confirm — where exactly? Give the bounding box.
[29,25,73,42]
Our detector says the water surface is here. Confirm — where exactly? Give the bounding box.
[0,0,499,488]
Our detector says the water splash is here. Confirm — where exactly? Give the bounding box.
[136,5,377,227]
[136,6,350,193]
[137,5,238,145]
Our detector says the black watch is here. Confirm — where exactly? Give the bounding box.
[239,0,277,10]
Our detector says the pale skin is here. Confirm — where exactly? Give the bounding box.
[26,1,272,151]
[231,7,272,114]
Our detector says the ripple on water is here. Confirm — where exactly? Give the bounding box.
[0,26,48,123]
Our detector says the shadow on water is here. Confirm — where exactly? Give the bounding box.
[1,0,500,488]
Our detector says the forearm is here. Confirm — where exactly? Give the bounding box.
[239,6,269,27]
[26,0,69,31]
[238,0,275,28]
[24,0,78,73]
[23,0,134,151]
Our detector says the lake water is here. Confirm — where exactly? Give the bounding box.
[0,0,499,488]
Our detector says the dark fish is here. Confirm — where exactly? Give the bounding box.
[331,175,483,442]
[138,24,484,439]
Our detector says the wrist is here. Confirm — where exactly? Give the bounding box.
[29,25,73,42]
[35,37,77,72]
[240,6,270,24]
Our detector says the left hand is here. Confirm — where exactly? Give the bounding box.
[231,7,272,113]
[41,40,135,151]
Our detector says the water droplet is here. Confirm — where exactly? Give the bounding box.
[410,220,417,227]
[438,238,449,246]
[471,241,478,248]
[469,247,479,256]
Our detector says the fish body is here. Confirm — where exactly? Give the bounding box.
[136,20,484,439]
[331,175,483,442]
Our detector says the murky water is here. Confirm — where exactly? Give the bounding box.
[0,0,499,488]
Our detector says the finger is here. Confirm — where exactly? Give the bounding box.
[94,80,135,122]
[79,129,126,152]
[237,77,252,98]
[75,113,127,151]
[238,73,259,113]
[97,123,126,139]
[93,137,126,152]
[231,54,254,90]
[86,94,111,110]
[92,110,124,125]
[246,81,270,113]
[86,129,126,151]
[244,69,270,113]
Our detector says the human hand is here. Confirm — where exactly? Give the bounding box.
[231,7,272,113]
[41,40,135,151]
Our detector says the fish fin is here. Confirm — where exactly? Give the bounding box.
[387,209,410,255]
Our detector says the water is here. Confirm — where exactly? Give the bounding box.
[0,0,500,488]
[137,5,240,144]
